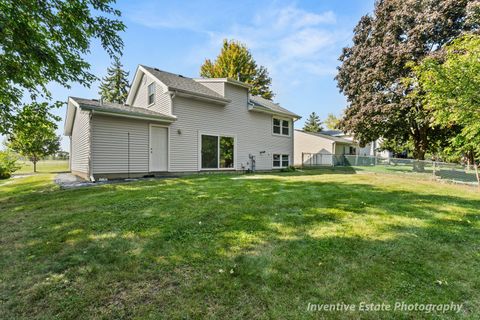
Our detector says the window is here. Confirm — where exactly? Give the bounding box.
[201,134,235,169]
[282,120,289,135]
[273,154,281,167]
[273,118,281,134]
[219,136,234,168]
[147,83,155,105]
[282,154,289,167]
[273,154,289,168]
[273,117,290,136]
[201,135,218,169]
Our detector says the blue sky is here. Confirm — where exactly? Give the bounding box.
[48,0,375,151]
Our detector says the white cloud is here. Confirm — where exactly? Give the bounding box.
[279,28,334,59]
[127,2,349,97]
[269,6,336,29]
[129,10,203,32]
[200,4,346,81]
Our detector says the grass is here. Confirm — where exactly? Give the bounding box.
[1,169,479,319]
[15,160,69,174]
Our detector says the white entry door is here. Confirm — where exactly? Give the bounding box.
[150,126,168,172]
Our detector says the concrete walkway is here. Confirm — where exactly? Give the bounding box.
[54,173,179,189]
[54,173,97,189]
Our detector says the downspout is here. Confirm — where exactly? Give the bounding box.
[88,110,95,182]
[69,136,72,172]
[170,91,176,115]
[332,142,336,166]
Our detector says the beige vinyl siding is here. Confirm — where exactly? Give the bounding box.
[91,114,149,174]
[335,143,355,155]
[194,81,225,96]
[293,131,334,165]
[70,109,91,174]
[169,83,293,171]
[131,73,172,114]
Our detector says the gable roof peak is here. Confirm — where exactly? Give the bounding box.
[127,65,230,105]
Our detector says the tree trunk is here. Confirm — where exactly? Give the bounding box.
[474,158,480,189]
[412,143,427,172]
[412,125,428,172]
[33,161,37,173]
[467,151,475,171]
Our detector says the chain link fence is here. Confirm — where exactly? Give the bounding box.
[301,153,480,187]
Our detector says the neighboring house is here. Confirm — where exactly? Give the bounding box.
[294,130,358,166]
[320,130,392,158]
[64,65,300,180]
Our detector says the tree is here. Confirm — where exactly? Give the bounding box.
[416,34,480,183]
[336,0,479,164]
[0,0,125,134]
[7,103,61,172]
[200,39,274,99]
[325,113,341,130]
[0,150,19,179]
[99,57,130,104]
[303,112,323,132]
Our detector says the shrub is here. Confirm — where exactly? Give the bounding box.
[0,151,20,179]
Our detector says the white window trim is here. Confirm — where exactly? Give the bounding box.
[273,153,290,168]
[198,131,237,170]
[272,116,291,137]
[147,82,156,107]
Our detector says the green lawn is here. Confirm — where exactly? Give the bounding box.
[15,160,69,174]
[1,170,479,319]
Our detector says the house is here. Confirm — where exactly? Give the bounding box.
[321,130,393,158]
[294,129,393,167]
[64,65,300,180]
[294,129,358,166]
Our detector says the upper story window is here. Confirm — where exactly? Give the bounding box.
[273,117,290,136]
[147,83,155,105]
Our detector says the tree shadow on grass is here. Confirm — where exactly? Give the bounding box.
[1,173,480,319]
[436,169,479,183]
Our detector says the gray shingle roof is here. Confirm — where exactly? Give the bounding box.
[295,129,355,144]
[141,65,228,101]
[248,94,301,119]
[321,130,345,136]
[70,97,177,121]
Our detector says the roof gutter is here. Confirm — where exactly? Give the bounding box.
[248,104,301,120]
[193,78,252,89]
[81,106,177,123]
[168,89,231,105]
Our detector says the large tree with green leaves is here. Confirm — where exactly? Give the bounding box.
[303,112,323,133]
[200,39,274,99]
[324,113,341,130]
[99,57,130,104]
[0,0,125,134]
[7,103,61,172]
[415,34,480,180]
[336,0,479,162]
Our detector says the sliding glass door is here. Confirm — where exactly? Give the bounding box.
[201,134,235,169]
